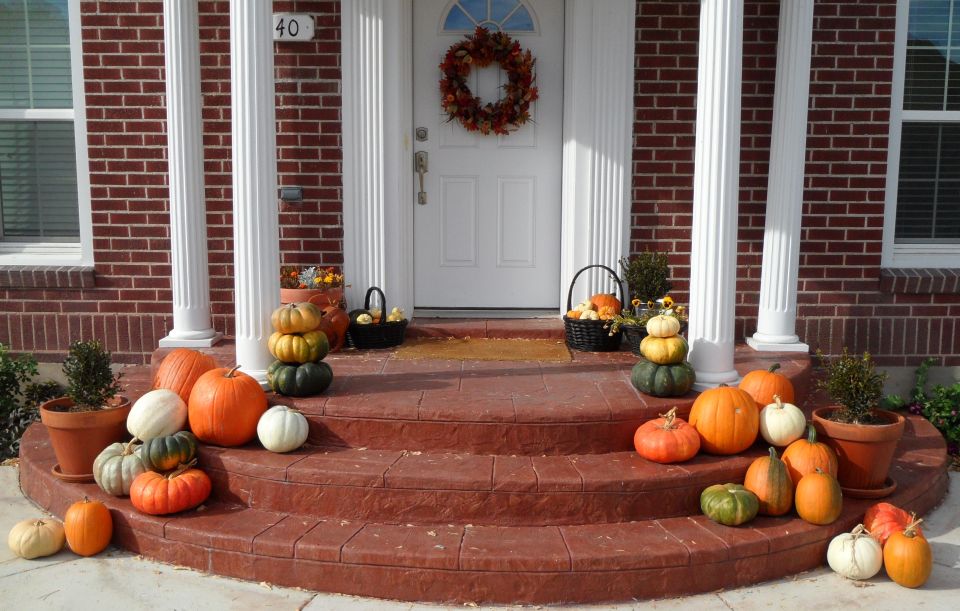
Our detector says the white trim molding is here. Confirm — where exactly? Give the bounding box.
[158,0,221,348]
[748,0,813,353]
[341,0,636,316]
[688,0,744,388]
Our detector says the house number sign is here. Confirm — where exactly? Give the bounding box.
[272,14,315,41]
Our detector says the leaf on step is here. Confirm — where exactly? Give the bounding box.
[427,530,437,537]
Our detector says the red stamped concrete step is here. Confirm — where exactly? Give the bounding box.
[18,418,949,605]
[197,443,766,525]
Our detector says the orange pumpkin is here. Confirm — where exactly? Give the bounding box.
[566,310,582,319]
[589,293,622,313]
[865,502,921,547]
[883,519,932,588]
[743,447,793,516]
[795,468,842,525]
[597,305,618,320]
[633,407,700,464]
[688,384,759,455]
[188,365,267,446]
[738,363,795,408]
[129,463,212,515]
[152,348,217,405]
[321,305,350,351]
[64,497,112,557]
[781,424,838,489]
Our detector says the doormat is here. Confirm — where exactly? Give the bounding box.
[394,338,572,362]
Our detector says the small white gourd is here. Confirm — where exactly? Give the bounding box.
[7,518,65,559]
[257,405,309,453]
[827,524,883,580]
[127,389,187,441]
[645,315,681,338]
[356,313,373,325]
[580,309,600,321]
[758,395,807,447]
[93,439,147,496]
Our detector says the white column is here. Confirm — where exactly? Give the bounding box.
[158,0,221,348]
[748,0,814,353]
[559,0,636,308]
[688,0,744,388]
[230,0,280,384]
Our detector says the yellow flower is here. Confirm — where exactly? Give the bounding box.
[646,300,655,310]
[313,277,322,285]
[631,298,641,308]
[662,296,674,308]
[324,274,334,283]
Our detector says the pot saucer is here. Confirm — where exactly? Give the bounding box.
[51,464,95,483]
[840,477,897,499]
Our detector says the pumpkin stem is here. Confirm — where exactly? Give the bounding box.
[659,407,678,429]
[805,423,818,444]
[903,518,924,538]
[122,438,139,455]
[168,459,198,479]
[851,524,869,538]
[225,365,242,378]
[767,446,779,461]
[768,363,781,373]
[773,395,783,410]
[717,383,729,388]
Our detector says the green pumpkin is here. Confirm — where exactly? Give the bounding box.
[140,430,198,472]
[630,359,696,397]
[267,360,334,397]
[700,483,760,526]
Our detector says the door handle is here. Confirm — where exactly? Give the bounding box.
[415,151,428,205]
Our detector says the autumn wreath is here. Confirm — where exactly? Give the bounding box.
[439,27,538,136]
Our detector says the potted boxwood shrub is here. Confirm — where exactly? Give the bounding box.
[811,349,904,498]
[39,340,129,482]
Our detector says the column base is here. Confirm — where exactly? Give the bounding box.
[692,369,741,391]
[159,330,223,348]
[746,334,809,353]
[237,367,270,390]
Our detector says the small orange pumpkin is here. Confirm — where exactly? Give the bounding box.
[64,497,112,557]
[743,447,793,516]
[589,293,622,313]
[883,518,932,588]
[129,462,212,515]
[795,468,842,525]
[566,310,582,320]
[781,424,838,489]
[188,365,268,447]
[688,384,759,455]
[152,348,217,405]
[738,363,795,408]
[633,407,700,464]
[597,305,618,320]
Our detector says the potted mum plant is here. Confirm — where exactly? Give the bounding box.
[619,251,672,306]
[39,339,129,482]
[811,349,904,498]
[280,265,346,308]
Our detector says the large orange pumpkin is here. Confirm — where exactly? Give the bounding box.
[129,463,212,515]
[781,424,838,489]
[865,502,921,547]
[188,365,267,446]
[633,407,700,464]
[743,447,793,516]
[883,519,932,588]
[795,468,842,525]
[321,305,350,351]
[64,497,112,557]
[688,384,759,455]
[589,293,621,313]
[738,362,795,408]
[152,348,217,405]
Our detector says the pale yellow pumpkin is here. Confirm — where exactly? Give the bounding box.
[579,309,600,321]
[7,518,65,559]
[640,334,688,364]
[646,315,681,338]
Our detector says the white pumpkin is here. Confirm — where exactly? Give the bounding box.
[127,389,187,441]
[758,395,807,447]
[386,307,406,322]
[7,518,65,559]
[93,440,147,496]
[257,405,309,453]
[827,524,883,580]
[356,313,373,325]
[574,301,595,312]
[645,315,681,338]
[579,309,600,321]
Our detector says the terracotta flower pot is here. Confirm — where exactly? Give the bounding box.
[280,287,344,308]
[811,406,905,496]
[39,396,132,481]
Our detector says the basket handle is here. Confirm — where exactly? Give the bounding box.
[565,264,626,312]
[363,286,388,325]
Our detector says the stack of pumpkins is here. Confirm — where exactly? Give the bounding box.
[267,302,335,397]
[630,315,694,397]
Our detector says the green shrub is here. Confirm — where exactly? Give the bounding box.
[0,345,61,460]
[895,358,960,455]
[619,252,672,304]
[816,348,887,424]
[63,340,122,411]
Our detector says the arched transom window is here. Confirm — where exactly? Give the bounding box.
[441,0,537,33]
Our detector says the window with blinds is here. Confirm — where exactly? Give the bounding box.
[895,0,960,244]
[0,0,80,242]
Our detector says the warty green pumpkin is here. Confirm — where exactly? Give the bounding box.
[700,483,759,526]
[140,431,199,473]
[267,360,333,397]
[630,359,695,397]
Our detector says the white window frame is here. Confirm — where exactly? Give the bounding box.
[0,0,92,266]
[883,0,960,268]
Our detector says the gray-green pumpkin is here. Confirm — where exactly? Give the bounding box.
[93,440,147,496]
[267,360,333,397]
[700,483,760,526]
[141,430,198,473]
[630,358,696,397]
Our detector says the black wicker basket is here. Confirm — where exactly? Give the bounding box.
[563,264,626,352]
[346,286,408,350]
[622,325,647,356]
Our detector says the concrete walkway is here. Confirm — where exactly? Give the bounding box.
[0,465,957,611]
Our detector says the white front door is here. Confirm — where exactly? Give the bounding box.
[412,0,564,309]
